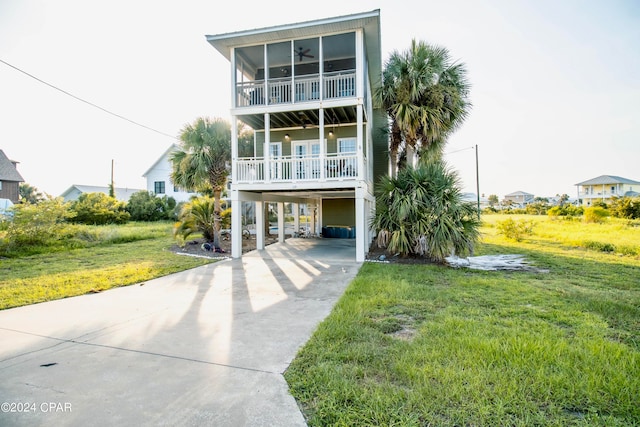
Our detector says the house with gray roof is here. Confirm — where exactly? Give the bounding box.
[60,185,144,202]
[503,191,535,207]
[575,175,640,206]
[0,149,25,203]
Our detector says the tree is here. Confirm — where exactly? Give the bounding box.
[371,160,480,263]
[488,194,499,208]
[376,39,471,175]
[19,183,45,204]
[170,117,231,248]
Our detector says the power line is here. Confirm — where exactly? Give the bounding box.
[446,146,475,155]
[0,58,177,140]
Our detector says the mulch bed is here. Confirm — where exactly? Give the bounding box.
[169,235,279,259]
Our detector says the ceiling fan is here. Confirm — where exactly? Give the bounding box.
[296,46,314,61]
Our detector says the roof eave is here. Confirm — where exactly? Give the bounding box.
[205,9,382,88]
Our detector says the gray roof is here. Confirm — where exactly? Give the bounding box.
[505,191,534,197]
[60,185,145,201]
[575,175,640,186]
[0,149,25,182]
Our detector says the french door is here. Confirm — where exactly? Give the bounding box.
[293,140,320,180]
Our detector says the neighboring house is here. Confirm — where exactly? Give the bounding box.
[0,149,25,203]
[503,191,535,207]
[575,175,640,206]
[142,144,196,203]
[61,185,144,202]
[461,193,489,210]
[206,10,384,261]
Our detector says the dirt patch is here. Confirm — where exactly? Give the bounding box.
[365,242,439,265]
[366,242,547,272]
[169,235,279,259]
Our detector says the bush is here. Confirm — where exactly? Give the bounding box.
[126,191,177,221]
[610,196,640,219]
[173,196,219,246]
[583,240,615,253]
[547,204,583,217]
[371,161,481,262]
[496,218,534,241]
[70,193,130,225]
[0,198,74,254]
[583,206,609,224]
[525,202,549,215]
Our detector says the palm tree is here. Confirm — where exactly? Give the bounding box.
[18,183,45,204]
[371,160,480,262]
[376,39,471,175]
[170,117,231,248]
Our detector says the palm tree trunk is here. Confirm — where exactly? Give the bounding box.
[212,187,222,248]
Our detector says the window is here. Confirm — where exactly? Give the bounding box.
[338,138,356,154]
[154,181,165,194]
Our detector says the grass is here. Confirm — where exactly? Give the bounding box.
[0,222,217,310]
[285,214,640,426]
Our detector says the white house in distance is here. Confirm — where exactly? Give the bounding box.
[206,10,385,261]
[575,174,640,206]
[142,144,196,203]
[60,185,144,202]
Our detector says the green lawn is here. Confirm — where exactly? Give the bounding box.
[285,215,640,426]
[0,222,217,310]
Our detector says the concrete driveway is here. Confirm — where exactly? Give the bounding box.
[0,238,359,426]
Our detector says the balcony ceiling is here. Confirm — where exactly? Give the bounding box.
[206,9,381,87]
[239,106,359,131]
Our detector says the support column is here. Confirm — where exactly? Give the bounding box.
[355,186,366,262]
[231,190,242,258]
[255,200,265,250]
[264,112,271,183]
[293,202,300,236]
[277,201,285,243]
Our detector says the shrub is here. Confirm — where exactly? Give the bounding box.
[496,218,534,241]
[610,196,640,219]
[172,196,220,246]
[0,198,74,254]
[547,204,583,217]
[126,191,177,221]
[70,193,130,225]
[371,161,481,262]
[583,206,609,224]
[583,240,615,252]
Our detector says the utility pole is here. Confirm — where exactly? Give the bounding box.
[475,145,480,219]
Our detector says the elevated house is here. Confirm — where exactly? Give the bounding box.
[206,10,385,261]
[503,191,534,207]
[575,175,640,206]
[0,149,25,204]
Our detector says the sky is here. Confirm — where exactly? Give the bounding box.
[1,0,639,200]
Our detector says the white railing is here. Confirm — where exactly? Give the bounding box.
[234,70,356,107]
[268,77,291,104]
[324,70,356,99]
[237,80,265,107]
[294,75,320,102]
[235,153,359,183]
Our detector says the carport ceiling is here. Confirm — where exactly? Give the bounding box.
[239,106,358,130]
